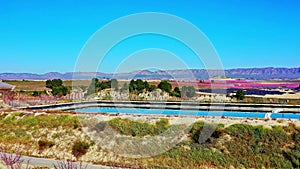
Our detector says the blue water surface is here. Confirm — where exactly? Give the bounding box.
[74,107,300,119]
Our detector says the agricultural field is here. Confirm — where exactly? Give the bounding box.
[2,79,299,106]
[170,79,300,89]
[3,80,48,91]
[3,80,91,91]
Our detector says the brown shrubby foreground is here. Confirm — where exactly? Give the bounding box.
[0,111,299,168]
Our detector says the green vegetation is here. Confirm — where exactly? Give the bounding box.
[92,121,107,132]
[111,79,119,91]
[72,140,90,158]
[169,86,181,97]
[165,122,299,169]
[158,80,172,93]
[148,84,157,92]
[109,120,300,169]
[86,78,114,95]
[46,79,63,89]
[107,118,170,137]
[32,90,47,96]
[235,89,246,100]
[87,119,299,168]
[189,121,224,143]
[46,79,70,96]
[1,113,299,169]
[121,82,129,92]
[38,140,55,152]
[86,78,99,95]
[181,86,196,98]
[129,79,150,94]
[85,79,197,100]
[51,86,70,96]
[0,113,81,145]
[18,90,47,97]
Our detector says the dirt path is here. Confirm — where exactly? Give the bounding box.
[1,153,120,169]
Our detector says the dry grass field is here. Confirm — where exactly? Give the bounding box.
[3,80,48,91]
[3,80,92,91]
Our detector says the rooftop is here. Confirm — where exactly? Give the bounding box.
[0,81,15,90]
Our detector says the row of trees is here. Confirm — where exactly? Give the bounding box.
[86,78,119,95]
[45,78,244,100]
[129,79,156,94]
[86,78,196,98]
[157,80,196,98]
[38,78,246,100]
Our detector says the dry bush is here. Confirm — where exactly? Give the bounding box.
[0,147,31,169]
[53,160,87,169]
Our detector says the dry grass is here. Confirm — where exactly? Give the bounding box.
[4,80,48,91]
[3,80,91,91]
[62,80,91,87]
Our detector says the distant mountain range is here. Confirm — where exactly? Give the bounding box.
[0,67,300,80]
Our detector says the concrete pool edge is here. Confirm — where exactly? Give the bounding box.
[22,100,300,113]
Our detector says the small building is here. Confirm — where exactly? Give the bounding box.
[0,81,15,90]
[0,81,15,104]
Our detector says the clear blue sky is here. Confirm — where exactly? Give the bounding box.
[0,0,299,73]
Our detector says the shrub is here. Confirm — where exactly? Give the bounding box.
[283,149,300,168]
[108,118,170,137]
[51,86,69,96]
[72,141,90,159]
[129,79,150,94]
[158,80,172,93]
[277,119,284,123]
[155,118,170,132]
[190,121,224,143]
[225,123,255,139]
[181,86,196,98]
[38,140,55,152]
[93,121,107,132]
[54,160,88,169]
[46,79,63,89]
[235,89,245,100]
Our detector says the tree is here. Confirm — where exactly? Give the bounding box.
[111,79,119,91]
[86,78,113,95]
[129,80,135,93]
[32,91,39,97]
[129,79,148,94]
[144,81,150,91]
[235,89,246,100]
[98,81,110,90]
[148,85,157,92]
[45,79,70,96]
[121,82,129,92]
[158,80,172,93]
[181,86,196,98]
[135,79,145,93]
[46,79,63,89]
[91,78,99,86]
[174,86,180,94]
[52,86,69,96]
[170,87,181,97]
[86,78,99,95]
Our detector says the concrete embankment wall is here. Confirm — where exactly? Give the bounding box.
[23,101,300,113]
